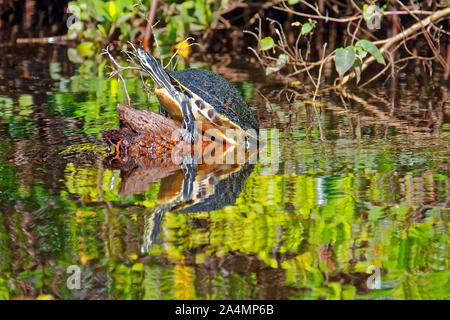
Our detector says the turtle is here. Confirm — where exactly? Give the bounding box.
[134,48,259,146]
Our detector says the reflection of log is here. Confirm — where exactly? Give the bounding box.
[102,104,224,196]
[118,160,181,197]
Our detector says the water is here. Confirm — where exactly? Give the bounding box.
[0,44,448,300]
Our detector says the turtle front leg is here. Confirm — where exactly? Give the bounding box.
[180,97,197,144]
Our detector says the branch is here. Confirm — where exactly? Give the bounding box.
[340,7,450,86]
[143,0,159,51]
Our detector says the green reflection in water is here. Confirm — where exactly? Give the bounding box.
[0,67,448,300]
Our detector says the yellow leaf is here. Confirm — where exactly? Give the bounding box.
[79,252,88,265]
[295,252,313,270]
[132,263,144,271]
[172,41,191,57]
[128,253,138,261]
[304,100,324,107]
[108,1,117,22]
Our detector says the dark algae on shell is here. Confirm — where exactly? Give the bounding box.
[168,68,259,133]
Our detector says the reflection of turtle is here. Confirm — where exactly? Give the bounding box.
[142,161,255,253]
[134,48,259,145]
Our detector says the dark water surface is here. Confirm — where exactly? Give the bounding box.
[0,44,448,300]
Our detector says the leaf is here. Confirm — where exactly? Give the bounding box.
[77,42,94,57]
[356,40,385,65]
[67,21,83,40]
[342,285,356,300]
[116,12,133,25]
[67,48,84,63]
[180,0,195,10]
[266,53,290,75]
[355,46,368,60]
[363,3,375,21]
[195,0,209,26]
[132,263,144,272]
[334,47,356,77]
[108,1,118,22]
[301,22,315,35]
[97,24,107,38]
[260,36,274,51]
[288,0,301,4]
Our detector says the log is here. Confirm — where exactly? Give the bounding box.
[102,104,227,166]
[117,103,182,141]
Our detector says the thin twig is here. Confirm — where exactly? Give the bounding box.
[102,45,132,105]
[312,43,327,141]
[165,37,195,69]
[143,0,159,51]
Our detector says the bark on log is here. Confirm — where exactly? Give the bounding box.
[102,104,226,170]
[117,103,182,141]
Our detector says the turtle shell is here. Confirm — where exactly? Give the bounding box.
[168,69,259,134]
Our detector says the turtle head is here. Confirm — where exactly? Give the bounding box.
[135,48,174,92]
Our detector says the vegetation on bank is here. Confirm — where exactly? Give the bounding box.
[64,1,449,88]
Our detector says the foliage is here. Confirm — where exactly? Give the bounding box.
[67,0,225,64]
[248,1,448,89]
[334,40,385,83]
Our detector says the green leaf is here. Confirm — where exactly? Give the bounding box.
[355,40,385,65]
[67,21,83,40]
[132,263,144,272]
[288,0,301,4]
[363,3,375,21]
[67,48,84,63]
[195,0,210,26]
[260,36,274,51]
[266,53,289,75]
[77,42,94,57]
[180,0,195,10]
[334,47,356,77]
[116,13,133,25]
[97,24,107,38]
[301,22,315,35]
[355,46,368,60]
